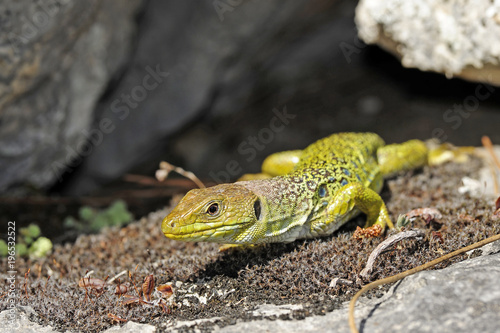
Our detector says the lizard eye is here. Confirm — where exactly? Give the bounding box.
[254,199,261,220]
[207,203,220,216]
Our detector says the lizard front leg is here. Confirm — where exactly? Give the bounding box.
[311,182,393,237]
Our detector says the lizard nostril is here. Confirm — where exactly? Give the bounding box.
[170,222,176,228]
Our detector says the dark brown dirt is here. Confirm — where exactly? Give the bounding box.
[1,156,499,332]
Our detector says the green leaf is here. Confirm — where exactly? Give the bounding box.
[24,236,34,245]
[107,200,132,226]
[27,224,41,238]
[20,224,41,239]
[79,206,96,221]
[110,200,127,212]
[90,215,111,231]
[64,216,78,228]
[15,243,28,257]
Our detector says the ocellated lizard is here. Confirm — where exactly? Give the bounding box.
[161,133,432,244]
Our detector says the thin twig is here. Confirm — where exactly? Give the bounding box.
[41,276,51,298]
[128,271,141,297]
[24,269,30,298]
[359,229,425,281]
[156,161,206,189]
[348,232,500,333]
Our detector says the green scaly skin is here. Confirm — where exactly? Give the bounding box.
[161,133,428,244]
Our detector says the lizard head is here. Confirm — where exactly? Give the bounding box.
[162,184,262,244]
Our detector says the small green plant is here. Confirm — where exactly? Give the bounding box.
[0,223,53,258]
[29,237,53,258]
[64,200,133,232]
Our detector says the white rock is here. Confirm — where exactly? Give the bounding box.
[356,0,500,85]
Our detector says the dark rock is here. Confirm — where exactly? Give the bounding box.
[0,0,144,192]
[63,0,349,194]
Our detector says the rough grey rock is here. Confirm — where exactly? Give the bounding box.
[0,306,57,333]
[0,0,144,191]
[102,321,155,333]
[217,252,500,333]
[356,0,500,85]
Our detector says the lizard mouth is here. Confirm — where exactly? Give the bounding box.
[161,217,251,243]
